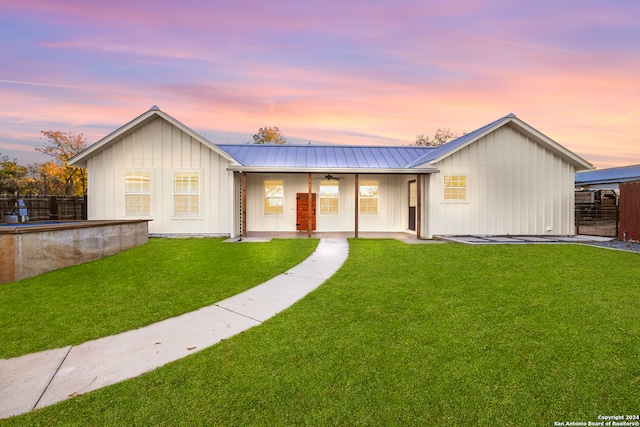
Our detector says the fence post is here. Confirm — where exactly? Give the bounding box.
[49,196,58,220]
[575,208,580,235]
[82,194,88,220]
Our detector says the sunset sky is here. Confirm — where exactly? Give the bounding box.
[1,0,638,169]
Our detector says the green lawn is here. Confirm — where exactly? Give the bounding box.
[0,238,318,358]
[2,241,639,426]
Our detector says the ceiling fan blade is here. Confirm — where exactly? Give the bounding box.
[313,174,344,180]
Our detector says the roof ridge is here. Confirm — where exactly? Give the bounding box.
[215,143,436,148]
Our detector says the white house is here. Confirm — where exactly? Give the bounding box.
[70,107,594,238]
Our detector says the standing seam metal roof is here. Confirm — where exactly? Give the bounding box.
[575,164,640,185]
[216,145,437,169]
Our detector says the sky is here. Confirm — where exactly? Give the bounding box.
[1,0,639,169]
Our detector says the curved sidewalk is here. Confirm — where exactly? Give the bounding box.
[0,238,349,419]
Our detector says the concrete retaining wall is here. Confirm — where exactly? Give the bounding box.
[0,220,149,284]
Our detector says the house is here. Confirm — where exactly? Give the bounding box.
[69,106,594,238]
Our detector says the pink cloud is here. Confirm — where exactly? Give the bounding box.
[2,0,640,169]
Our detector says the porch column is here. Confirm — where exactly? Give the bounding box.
[241,172,247,238]
[354,173,359,238]
[416,174,422,239]
[307,173,312,238]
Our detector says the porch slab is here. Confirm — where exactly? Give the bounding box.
[241,231,442,244]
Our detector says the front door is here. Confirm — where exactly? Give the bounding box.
[296,193,317,231]
[408,180,417,231]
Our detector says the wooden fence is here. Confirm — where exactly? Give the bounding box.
[619,181,640,241]
[0,195,87,222]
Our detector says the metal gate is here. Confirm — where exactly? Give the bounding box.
[575,205,619,237]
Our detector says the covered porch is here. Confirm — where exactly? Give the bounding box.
[233,170,437,239]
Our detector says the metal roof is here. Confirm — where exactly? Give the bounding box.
[71,107,593,174]
[216,144,437,169]
[576,164,640,185]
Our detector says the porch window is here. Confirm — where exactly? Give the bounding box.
[319,180,339,214]
[174,171,199,216]
[444,175,467,200]
[264,179,284,214]
[359,179,379,214]
[409,181,417,208]
[125,171,151,216]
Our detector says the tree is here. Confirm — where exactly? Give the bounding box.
[36,131,88,195]
[414,128,459,146]
[0,153,28,194]
[252,126,289,144]
[24,162,66,195]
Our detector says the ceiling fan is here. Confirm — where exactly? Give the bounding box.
[315,174,344,181]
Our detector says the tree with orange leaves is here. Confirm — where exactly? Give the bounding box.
[252,126,289,144]
[36,131,87,196]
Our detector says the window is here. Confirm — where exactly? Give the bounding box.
[444,175,467,200]
[174,171,199,216]
[125,171,150,216]
[359,179,379,214]
[319,180,339,214]
[264,180,284,214]
[409,180,417,208]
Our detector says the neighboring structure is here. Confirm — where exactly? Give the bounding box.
[573,164,640,239]
[70,107,593,238]
[576,164,640,192]
[575,164,640,206]
[577,165,640,240]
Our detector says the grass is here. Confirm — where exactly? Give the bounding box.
[0,238,319,358]
[2,241,640,426]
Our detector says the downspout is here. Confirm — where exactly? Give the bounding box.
[354,173,359,238]
[416,174,422,239]
[241,172,247,238]
[307,173,312,238]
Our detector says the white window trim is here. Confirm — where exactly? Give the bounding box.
[172,169,202,219]
[441,173,470,204]
[124,169,152,217]
[319,180,340,215]
[359,179,379,215]
[262,177,286,217]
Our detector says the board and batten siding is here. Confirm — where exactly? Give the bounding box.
[424,125,576,238]
[244,173,415,233]
[85,117,235,235]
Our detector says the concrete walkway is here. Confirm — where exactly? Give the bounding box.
[0,238,349,419]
